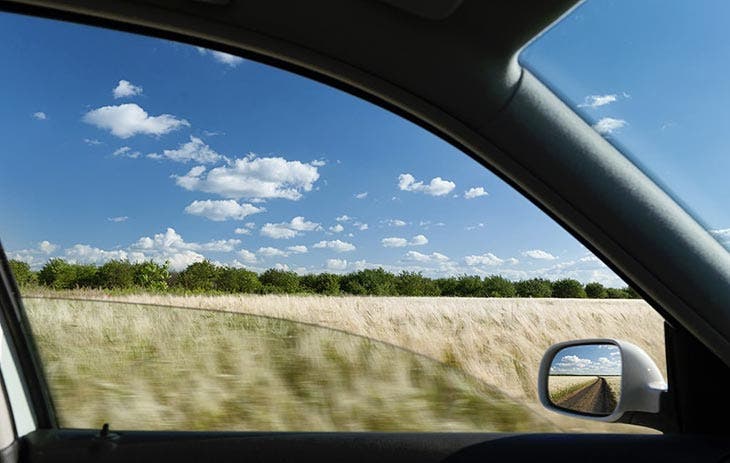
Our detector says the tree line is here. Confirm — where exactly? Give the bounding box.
[7,258,640,299]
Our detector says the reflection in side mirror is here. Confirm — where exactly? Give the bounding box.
[547,343,621,416]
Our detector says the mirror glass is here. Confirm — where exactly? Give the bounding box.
[547,343,621,416]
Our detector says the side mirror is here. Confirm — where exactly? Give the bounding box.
[538,339,667,424]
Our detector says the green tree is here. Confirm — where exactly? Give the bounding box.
[260,269,300,293]
[515,278,552,298]
[340,268,396,296]
[394,271,440,296]
[133,261,170,290]
[453,275,484,297]
[216,267,262,293]
[624,286,641,299]
[606,288,629,299]
[483,276,516,297]
[8,260,36,287]
[176,261,220,291]
[552,279,587,298]
[434,277,459,296]
[71,264,98,288]
[38,259,77,289]
[584,282,608,299]
[300,273,341,295]
[96,260,135,289]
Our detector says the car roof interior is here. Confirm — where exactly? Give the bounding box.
[2,0,730,460]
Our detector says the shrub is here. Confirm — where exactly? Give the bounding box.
[174,261,219,291]
[584,282,608,299]
[8,260,36,287]
[340,268,396,296]
[300,273,341,295]
[434,277,459,296]
[260,269,300,293]
[395,271,440,296]
[483,276,516,297]
[96,260,135,289]
[133,261,170,291]
[515,278,552,298]
[38,259,78,290]
[552,279,587,298]
[216,267,262,293]
[606,288,629,299]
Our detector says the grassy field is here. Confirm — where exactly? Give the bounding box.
[548,376,598,403]
[22,292,666,433]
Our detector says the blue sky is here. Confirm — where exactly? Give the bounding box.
[12,5,724,286]
[549,344,621,376]
[521,0,730,250]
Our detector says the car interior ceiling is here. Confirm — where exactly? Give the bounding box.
[1,0,730,461]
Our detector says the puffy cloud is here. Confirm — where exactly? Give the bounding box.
[593,117,627,135]
[403,251,450,263]
[310,159,326,167]
[260,216,321,239]
[354,222,368,231]
[83,103,189,138]
[464,187,488,199]
[39,241,57,254]
[83,138,102,145]
[64,244,130,265]
[578,94,617,108]
[313,240,356,252]
[287,245,308,254]
[397,173,455,196]
[464,252,518,266]
[129,228,239,269]
[522,249,557,260]
[32,111,47,120]
[174,155,320,200]
[326,259,348,271]
[107,216,129,223]
[387,219,407,227]
[329,224,344,233]
[711,228,730,245]
[234,227,251,235]
[237,249,258,264]
[184,199,264,221]
[7,241,59,269]
[381,235,428,247]
[336,215,351,222]
[112,146,141,159]
[112,80,143,99]
[257,246,288,257]
[150,136,221,163]
[354,192,368,199]
[196,47,245,67]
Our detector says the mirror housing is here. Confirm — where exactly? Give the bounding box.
[538,339,667,423]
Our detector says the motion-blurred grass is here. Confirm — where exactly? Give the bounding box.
[24,298,554,432]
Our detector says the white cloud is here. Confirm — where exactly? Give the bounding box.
[112,80,143,99]
[326,259,348,271]
[522,249,557,260]
[234,227,251,235]
[354,222,368,231]
[336,215,351,222]
[355,192,368,199]
[404,251,450,263]
[287,245,308,254]
[107,216,129,223]
[64,244,130,265]
[464,187,488,199]
[381,235,428,247]
[381,237,407,248]
[153,136,222,164]
[578,94,617,108]
[32,111,47,120]
[184,199,264,221]
[84,138,102,145]
[387,219,407,227]
[38,241,58,254]
[112,146,141,159]
[174,155,320,200]
[196,47,245,67]
[313,240,356,252]
[710,228,730,244]
[329,224,344,233]
[83,103,189,138]
[464,252,518,266]
[466,223,485,231]
[593,117,627,135]
[310,159,326,167]
[237,249,257,264]
[398,173,455,196]
[130,228,238,269]
[257,246,288,258]
[260,216,321,239]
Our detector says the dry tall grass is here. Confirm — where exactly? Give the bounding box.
[22,291,666,433]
